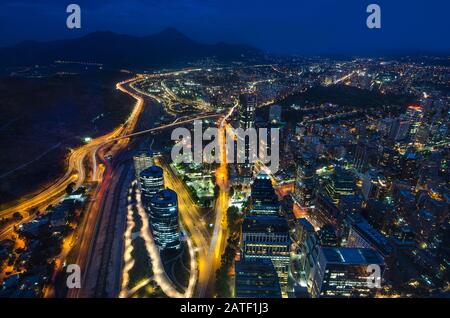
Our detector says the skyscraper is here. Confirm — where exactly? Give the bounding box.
[241,216,291,293]
[238,93,256,169]
[139,165,164,203]
[250,172,280,216]
[362,169,389,201]
[310,247,385,298]
[149,189,181,250]
[293,152,317,208]
[239,93,256,130]
[324,166,356,204]
[235,259,282,298]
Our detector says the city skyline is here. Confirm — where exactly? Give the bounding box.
[0,0,449,304]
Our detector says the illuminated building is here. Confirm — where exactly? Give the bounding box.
[241,216,291,293]
[293,152,316,208]
[250,172,280,216]
[235,259,282,298]
[238,93,256,168]
[346,216,393,260]
[318,224,339,247]
[310,247,385,298]
[133,151,154,182]
[389,117,410,142]
[149,189,181,250]
[324,166,356,204]
[292,218,315,248]
[239,93,256,130]
[312,191,341,228]
[401,151,419,183]
[139,165,164,203]
[362,169,389,201]
[353,142,377,173]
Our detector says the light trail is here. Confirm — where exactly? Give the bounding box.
[134,186,185,298]
[156,156,210,297]
[119,182,137,298]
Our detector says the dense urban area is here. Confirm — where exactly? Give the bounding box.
[0,54,449,299]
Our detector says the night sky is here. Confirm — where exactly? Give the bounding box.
[0,0,449,55]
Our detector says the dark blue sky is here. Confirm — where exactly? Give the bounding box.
[0,0,449,55]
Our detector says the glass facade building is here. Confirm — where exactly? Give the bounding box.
[149,189,181,250]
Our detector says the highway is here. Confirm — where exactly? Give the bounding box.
[202,102,238,296]
[0,67,233,298]
[155,156,211,297]
[0,76,141,239]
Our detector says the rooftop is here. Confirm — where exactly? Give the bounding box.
[321,247,384,265]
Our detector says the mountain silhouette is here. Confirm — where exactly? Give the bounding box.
[0,28,262,69]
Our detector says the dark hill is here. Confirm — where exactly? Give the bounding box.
[0,28,262,69]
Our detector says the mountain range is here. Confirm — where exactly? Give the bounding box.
[0,28,263,69]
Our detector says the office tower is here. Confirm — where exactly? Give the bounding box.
[346,217,393,259]
[353,142,377,173]
[338,195,363,216]
[312,190,341,228]
[133,151,154,182]
[242,216,291,293]
[378,146,401,173]
[318,224,339,247]
[363,199,393,233]
[362,169,389,201]
[238,93,256,169]
[239,93,256,130]
[149,189,181,250]
[405,105,423,138]
[293,152,316,208]
[139,165,164,203]
[401,151,419,183]
[269,104,282,124]
[389,117,410,142]
[249,173,280,216]
[300,226,320,289]
[235,259,282,298]
[310,247,385,298]
[324,166,356,204]
[292,218,315,248]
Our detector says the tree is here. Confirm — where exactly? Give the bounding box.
[66,182,76,195]
[13,212,23,220]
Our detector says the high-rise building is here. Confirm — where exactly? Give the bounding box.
[310,247,385,298]
[238,93,256,169]
[324,166,356,204]
[362,169,389,201]
[241,216,291,293]
[139,165,164,203]
[318,224,339,247]
[389,117,410,142]
[353,142,377,173]
[346,217,393,259]
[235,259,282,298]
[133,151,154,182]
[292,218,315,248]
[239,93,256,130]
[293,152,317,208]
[149,189,181,250]
[250,173,280,216]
